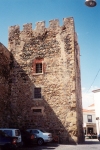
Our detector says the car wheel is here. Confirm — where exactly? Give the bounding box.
[37,138,44,146]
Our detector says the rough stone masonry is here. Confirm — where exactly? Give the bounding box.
[0,17,84,144]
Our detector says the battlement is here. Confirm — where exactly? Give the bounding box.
[8,17,74,39]
[23,23,32,32]
[9,25,20,36]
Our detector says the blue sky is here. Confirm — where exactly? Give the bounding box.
[0,0,100,108]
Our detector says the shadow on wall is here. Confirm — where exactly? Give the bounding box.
[11,57,77,144]
[0,45,80,145]
[0,43,11,127]
[0,44,78,144]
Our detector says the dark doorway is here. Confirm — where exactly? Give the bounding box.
[88,127,93,134]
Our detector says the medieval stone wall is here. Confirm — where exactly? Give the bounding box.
[7,17,84,144]
[0,43,11,127]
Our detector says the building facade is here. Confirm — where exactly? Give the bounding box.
[92,89,100,137]
[0,17,84,144]
[83,104,97,135]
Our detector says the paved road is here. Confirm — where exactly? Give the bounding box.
[20,139,100,150]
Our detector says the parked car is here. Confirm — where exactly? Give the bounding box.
[98,134,100,141]
[0,130,18,150]
[27,129,53,146]
[0,128,22,147]
[20,129,37,147]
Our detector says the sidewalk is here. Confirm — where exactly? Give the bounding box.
[84,138,100,144]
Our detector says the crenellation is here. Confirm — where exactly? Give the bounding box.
[35,21,45,33]
[8,18,74,40]
[23,23,32,32]
[63,17,74,27]
[9,25,20,37]
[49,19,59,29]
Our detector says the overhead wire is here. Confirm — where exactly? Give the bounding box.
[86,68,100,93]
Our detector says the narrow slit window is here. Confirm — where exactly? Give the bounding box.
[36,63,42,73]
[33,109,42,113]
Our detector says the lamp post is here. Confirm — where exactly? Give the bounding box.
[96,117,100,136]
[85,0,97,7]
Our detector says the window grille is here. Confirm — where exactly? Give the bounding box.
[87,115,92,122]
[36,63,42,73]
[34,88,41,98]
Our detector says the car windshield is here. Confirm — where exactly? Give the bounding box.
[0,130,9,137]
[39,129,47,133]
[3,130,12,136]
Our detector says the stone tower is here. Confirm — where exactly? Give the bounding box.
[8,17,84,144]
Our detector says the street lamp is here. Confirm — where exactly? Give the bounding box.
[96,117,100,135]
[85,0,97,7]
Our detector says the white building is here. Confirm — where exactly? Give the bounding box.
[83,104,97,135]
[92,89,100,137]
